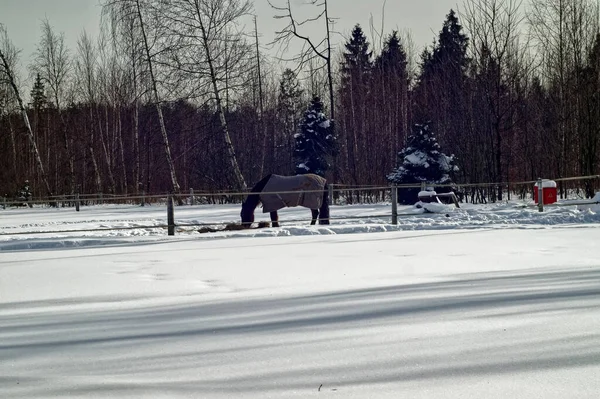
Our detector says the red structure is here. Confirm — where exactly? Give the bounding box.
[534,180,557,205]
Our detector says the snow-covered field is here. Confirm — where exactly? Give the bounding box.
[2,200,600,398]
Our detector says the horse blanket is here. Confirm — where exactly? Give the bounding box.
[260,174,326,213]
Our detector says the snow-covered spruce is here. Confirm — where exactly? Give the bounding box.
[388,122,458,204]
[294,96,336,176]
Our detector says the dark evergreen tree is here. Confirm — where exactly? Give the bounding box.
[18,179,32,205]
[412,10,470,167]
[278,69,303,122]
[387,123,457,204]
[374,31,410,169]
[377,31,407,71]
[417,9,469,91]
[471,43,510,199]
[29,73,47,110]
[435,9,469,69]
[294,96,336,177]
[341,24,372,79]
[277,69,304,171]
[338,24,373,184]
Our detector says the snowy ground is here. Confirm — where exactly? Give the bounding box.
[1,200,600,398]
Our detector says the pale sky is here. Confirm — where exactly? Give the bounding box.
[1,0,461,76]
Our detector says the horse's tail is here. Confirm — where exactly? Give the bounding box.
[319,183,330,225]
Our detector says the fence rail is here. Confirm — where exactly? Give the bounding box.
[2,175,599,237]
[4,174,599,208]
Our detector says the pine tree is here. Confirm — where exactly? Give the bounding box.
[279,69,303,113]
[294,96,336,176]
[341,24,372,79]
[378,32,404,66]
[278,69,304,170]
[374,31,410,171]
[339,24,373,183]
[387,123,458,204]
[412,10,470,161]
[29,73,47,110]
[435,9,469,70]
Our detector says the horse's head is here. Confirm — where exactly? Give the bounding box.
[240,202,255,228]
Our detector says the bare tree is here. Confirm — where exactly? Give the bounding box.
[104,0,148,195]
[0,66,18,181]
[124,12,144,196]
[102,0,182,199]
[158,0,251,190]
[255,16,267,178]
[0,24,53,198]
[96,29,124,194]
[270,0,335,121]
[269,0,338,182]
[277,68,304,171]
[464,0,525,200]
[528,0,599,196]
[75,30,103,193]
[32,20,75,194]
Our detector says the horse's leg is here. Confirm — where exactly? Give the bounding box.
[270,211,280,227]
[311,209,319,225]
[318,184,330,225]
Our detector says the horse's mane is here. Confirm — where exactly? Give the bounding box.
[242,174,272,211]
[251,174,273,193]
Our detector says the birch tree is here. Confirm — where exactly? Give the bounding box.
[159,0,251,191]
[0,24,53,198]
[32,20,75,194]
[75,30,103,193]
[104,0,147,194]
[96,30,120,194]
[0,64,18,181]
[102,0,182,198]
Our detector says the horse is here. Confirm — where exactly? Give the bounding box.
[240,173,330,228]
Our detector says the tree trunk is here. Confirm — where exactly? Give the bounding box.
[324,0,337,185]
[116,105,128,193]
[96,105,117,193]
[135,0,182,200]
[7,113,18,180]
[195,3,246,190]
[255,17,267,179]
[55,99,75,195]
[133,100,140,194]
[88,107,102,193]
[1,48,53,199]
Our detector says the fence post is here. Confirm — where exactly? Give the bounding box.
[75,190,80,212]
[141,191,145,207]
[328,184,334,206]
[190,188,195,206]
[167,195,175,236]
[391,184,398,225]
[2,195,6,210]
[537,178,544,212]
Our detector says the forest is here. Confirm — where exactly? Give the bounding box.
[1,0,599,203]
